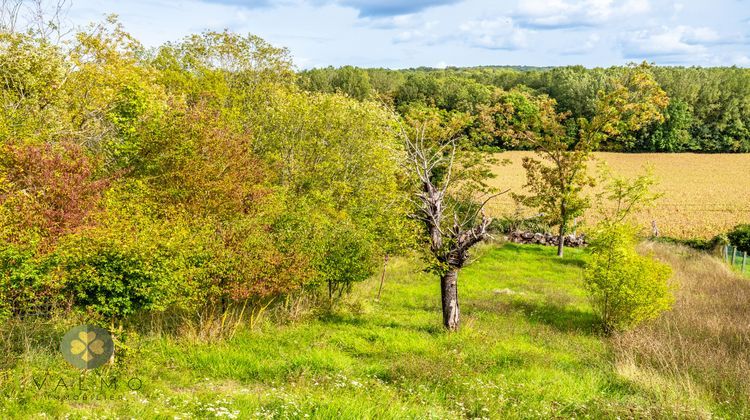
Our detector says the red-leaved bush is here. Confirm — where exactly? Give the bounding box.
[0,141,109,245]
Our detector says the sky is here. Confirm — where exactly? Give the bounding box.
[62,0,750,69]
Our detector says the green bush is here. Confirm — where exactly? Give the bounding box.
[654,234,728,252]
[490,213,551,234]
[58,238,177,320]
[319,223,377,299]
[728,224,750,254]
[584,223,674,333]
[0,243,61,320]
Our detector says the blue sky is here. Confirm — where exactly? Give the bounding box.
[65,0,750,69]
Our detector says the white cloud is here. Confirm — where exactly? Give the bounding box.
[620,25,720,58]
[361,13,420,29]
[514,0,651,29]
[392,19,439,43]
[458,17,529,50]
[562,33,602,55]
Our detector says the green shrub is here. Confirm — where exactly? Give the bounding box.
[0,25,409,326]
[319,223,377,299]
[728,224,750,254]
[654,234,728,252]
[0,243,61,319]
[490,213,551,234]
[584,223,674,333]
[58,238,177,320]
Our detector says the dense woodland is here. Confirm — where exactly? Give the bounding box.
[0,20,411,323]
[299,65,750,153]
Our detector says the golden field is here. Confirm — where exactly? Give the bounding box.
[488,152,750,239]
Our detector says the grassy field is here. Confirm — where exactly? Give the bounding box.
[488,152,750,239]
[615,242,750,416]
[2,242,748,418]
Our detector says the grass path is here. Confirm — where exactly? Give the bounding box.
[0,244,722,418]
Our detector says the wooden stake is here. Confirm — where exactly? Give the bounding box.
[651,220,660,238]
[376,254,389,300]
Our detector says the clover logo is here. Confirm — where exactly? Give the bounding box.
[60,325,114,370]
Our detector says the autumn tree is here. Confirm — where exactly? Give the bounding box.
[0,19,410,324]
[514,63,668,257]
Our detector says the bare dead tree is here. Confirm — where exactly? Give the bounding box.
[0,0,23,33]
[1,0,71,41]
[402,123,505,331]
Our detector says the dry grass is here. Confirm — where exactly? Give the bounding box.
[613,242,750,416]
[488,152,750,239]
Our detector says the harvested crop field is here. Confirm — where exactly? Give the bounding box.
[488,152,750,239]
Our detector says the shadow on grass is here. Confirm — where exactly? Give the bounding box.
[498,243,587,263]
[318,311,444,335]
[508,299,600,335]
[317,311,368,327]
[554,258,586,268]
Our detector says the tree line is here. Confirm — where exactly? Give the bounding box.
[299,65,750,153]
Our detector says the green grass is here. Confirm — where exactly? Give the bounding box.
[0,243,719,418]
[727,252,749,278]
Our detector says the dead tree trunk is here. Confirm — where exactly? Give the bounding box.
[402,125,506,331]
[440,269,459,330]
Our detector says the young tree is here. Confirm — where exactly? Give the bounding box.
[401,106,502,331]
[514,63,668,257]
[584,223,673,334]
[584,165,671,334]
[594,163,661,225]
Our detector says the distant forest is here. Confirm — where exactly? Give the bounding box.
[298,65,750,153]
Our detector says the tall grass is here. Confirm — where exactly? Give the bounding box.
[614,242,750,416]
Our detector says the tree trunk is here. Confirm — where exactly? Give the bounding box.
[440,269,460,331]
[558,203,567,258]
[557,224,565,258]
